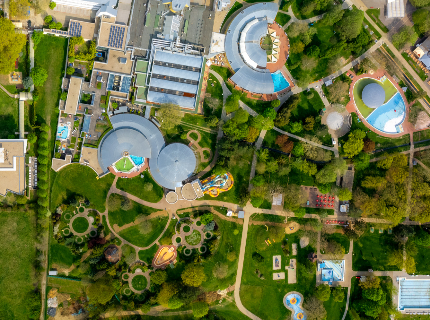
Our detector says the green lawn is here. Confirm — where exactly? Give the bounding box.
[221,1,243,30]
[102,215,110,236]
[210,65,232,82]
[72,217,89,233]
[323,233,350,254]
[116,171,164,203]
[240,226,317,320]
[352,228,400,271]
[323,287,347,320]
[131,274,147,290]
[366,9,389,33]
[0,211,39,319]
[118,216,169,248]
[204,74,223,118]
[138,244,159,264]
[0,89,23,138]
[414,243,430,274]
[275,12,291,27]
[185,230,202,246]
[159,219,177,245]
[402,52,427,81]
[353,77,398,118]
[115,157,134,172]
[50,164,115,212]
[107,194,159,227]
[50,243,75,268]
[47,277,87,295]
[363,18,381,39]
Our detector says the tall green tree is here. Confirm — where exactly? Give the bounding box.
[343,129,365,158]
[321,4,344,26]
[0,18,26,74]
[181,264,207,287]
[392,26,418,49]
[86,277,116,304]
[335,7,364,41]
[158,104,184,130]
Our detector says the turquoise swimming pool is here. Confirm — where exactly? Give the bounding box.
[272,70,290,92]
[57,125,69,140]
[285,293,306,320]
[130,155,144,166]
[366,92,406,133]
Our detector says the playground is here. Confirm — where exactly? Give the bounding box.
[152,245,177,269]
[8,71,22,84]
[201,172,234,197]
[284,292,307,320]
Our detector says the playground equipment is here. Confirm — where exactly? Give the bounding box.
[200,172,234,197]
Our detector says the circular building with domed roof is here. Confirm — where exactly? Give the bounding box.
[361,82,386,108]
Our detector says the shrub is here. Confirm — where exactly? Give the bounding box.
[60,92,67,100]
[200,212,213,225]
[251,197,264,207]
[49,1,56,9]
[112,102,118,108]
[44,15,52,24]
[66,67,75,75]
[252,252,264,262]
[23,77,33,89]
[97,82,102,89]
[68,57,75,63]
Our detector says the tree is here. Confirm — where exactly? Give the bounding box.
[292,143,305,156]
[139,220,152,234]
[276,135,294,153]
[108,194,121,211]
[121,197,133,211]
[49,21,56,29]
[86,277,116,304]
[66,67,75,75]
[359,276,381,290]
[332,285,345,302]
[49,1,56,9]
[377,154,394,169]
[151,270,167,285]
[200,212,213,225]
[290,121,303,133]
[275,95,300,126]
[245,126,259,143]
[405,255,416,274]
[30,67,48,87]
[315,284,331,301]
[338,188,352,201]
[157,282,178,307]
[16,195,27,205]
[284,184,306,211]
[413,8,430,35]
[168,296,184,309]
[225,94,239,113]
[327,80,349,103]
[392,26,418,50]
[335,7,364,41]
[207,115,219,127]
[0,18,26,74]
[158,104,184,130]
[362,138,376,152]
[223,118,249,140]
[233,108,249,124]
[141,303,151,314]
[55,22,62,30]
[344,129,366,158]
[291,41,305,54]
[353,152,370,171]
[44,15,53,24]
[212,263,228,278]
[263,108,277,120]
[287,22,308,37]
[301,55,318,71]
[304,296,327,320]
[23,77,33,89]
[361,176,387,190]
[192,302,209,318]
[415,228,430,246]
[9,0,31,18]
[321,238,345,259]
[271,100,280,108]
[251,115,274,130]
[410,0,430,7]
[181,264,207,287]
[303,116,315,131]
[386,166,409,184]
[27,133,37,144]
[321,4,344,26]
[306,45,320,58]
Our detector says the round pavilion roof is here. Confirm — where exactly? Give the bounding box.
[155,143,196,186]
[362,83,385,108]
[326,112,344,130]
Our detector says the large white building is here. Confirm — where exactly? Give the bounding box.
[54,0,118,18]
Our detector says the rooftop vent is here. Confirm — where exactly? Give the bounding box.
[120,58,127,64]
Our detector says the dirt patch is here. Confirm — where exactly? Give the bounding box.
[284,221,300,234]
[300,236,309,248]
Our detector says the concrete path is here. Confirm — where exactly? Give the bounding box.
[273,127,337,153]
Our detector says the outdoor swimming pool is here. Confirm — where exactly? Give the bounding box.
[366,92,406,134]
[272,70,290,92]
[57,125,69,140]
[284,293,306,320]
[130,155,144,166]
[399,278,430,310]
[82,115,91,133]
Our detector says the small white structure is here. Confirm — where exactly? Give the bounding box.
[216,0,230,11]
[272,193,283,206]
[48,270,58,276]
[386,0,405,18]
[209,32,226,54]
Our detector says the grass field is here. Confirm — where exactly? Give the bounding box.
[138,244,159,264]
[115,157,134,172]
[353,77,397,118]
[352,228,400,271]
[50,243,75,268]
[50,164,115,212]
[72,217,89,233]
[366,9,389,33]
[47,277,87,295]
[203,75,223,118]
[0,89,25,138]
[107,195,159,227]
[402,52,428,81]
[240,226,317,320]
[0,211,38,319]
[323,287,347,320]
[131,274,147,290]
[116,171,164,203]
[275,12,291,26]
[323,232,350,254]
[119,216,169,248]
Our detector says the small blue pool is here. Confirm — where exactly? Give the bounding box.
[82,115,92,133]
[271,70,290,92]
[366,92,406,133]
[130,155,144,166]
[285,294,306,320]
[57,125,69,140]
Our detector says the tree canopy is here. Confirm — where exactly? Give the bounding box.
[86,277,116,305]
[158,104,184,131]
[30,67,48,87]
[181,264,207,287]
[0,18,26,74]
[335,7,364,41]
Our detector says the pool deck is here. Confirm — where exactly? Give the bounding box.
[346,69,414,138]
[266,23,289,73]
[108,158,149,178]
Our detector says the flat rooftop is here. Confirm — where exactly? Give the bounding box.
[98,22,128,50]
[65,77,83,115]
[93,50,133,74]
[0,140,27,196]
[68,19,97,40]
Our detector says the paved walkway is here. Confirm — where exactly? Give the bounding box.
[273,127,337,153]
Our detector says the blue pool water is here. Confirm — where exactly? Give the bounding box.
[366,92,406,133]
[271,70,290,92]
[57,125,69,140]
[130,155,144,166]
[285,294,306,320]
[82,115,91,133]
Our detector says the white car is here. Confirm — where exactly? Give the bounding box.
[332,138,336,145]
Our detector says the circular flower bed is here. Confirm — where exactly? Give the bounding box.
[185,230,201,246]
[175,237,182,243]
[123,288,132,296]
[79,206,85,213]
[89,230,97,237]
[183,225,190,233]
[75,236,84,244]
[123,273,129,280]
[131,275,148,291]
[199,245,207,254]
[184,248,192,256]
[63,213,72,221]
[72,217,89,233]
[205,232,212,239]
[196,221,202,226]
[62,228,71,236]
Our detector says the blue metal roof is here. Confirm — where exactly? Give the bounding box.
[151,64,201,81]
[147,91,196,109]
[154,50,203,68]
[231,67,274,94]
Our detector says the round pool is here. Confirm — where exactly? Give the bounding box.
[284,292,307,320]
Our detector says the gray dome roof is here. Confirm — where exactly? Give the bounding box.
[153,143,196,187]
[362,83,385,108]
[326,112,344,130]
[98,128,151,170]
